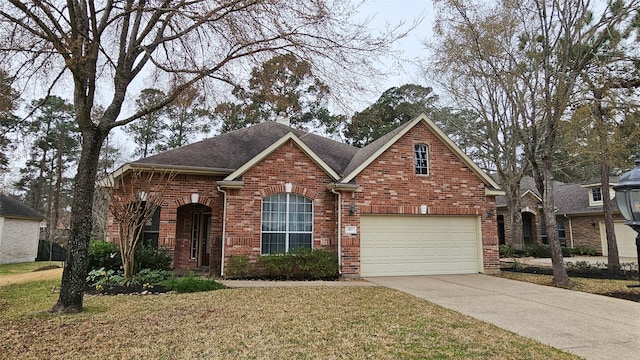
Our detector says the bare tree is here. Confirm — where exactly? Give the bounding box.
[431,1,529,250]
[431,0,639,286]
[105,170,175,279]
[0,1,406,313]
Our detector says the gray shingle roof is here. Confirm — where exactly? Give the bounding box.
[496,176,620,214]
[0,194,44,220]
[133,121,358,176]
[341,119,412,178]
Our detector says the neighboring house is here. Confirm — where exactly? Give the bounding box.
[0,193,45,264]
[105,114,503,277]
[496,176,637,257]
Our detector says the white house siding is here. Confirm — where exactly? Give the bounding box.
[0,217,41,264]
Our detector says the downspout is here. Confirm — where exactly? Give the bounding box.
[217,186,227,277]
[330,188,342,275]
[565,214,574,249]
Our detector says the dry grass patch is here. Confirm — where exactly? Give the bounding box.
[0,282,578,359]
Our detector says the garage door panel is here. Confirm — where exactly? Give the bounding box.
[601,222,637,258]
[360,215,481,277]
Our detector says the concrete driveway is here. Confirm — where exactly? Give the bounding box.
[366,274,640,360]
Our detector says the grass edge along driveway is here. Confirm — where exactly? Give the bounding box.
[0,279,579,360]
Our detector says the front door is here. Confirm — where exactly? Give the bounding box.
[200,213,211,267]
[522,212,533,245]
[191,212,212,268]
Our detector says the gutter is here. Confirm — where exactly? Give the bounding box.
[330,188,342,275]
[564,214,574,249]
[216,186,228,277]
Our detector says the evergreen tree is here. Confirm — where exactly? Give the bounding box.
[215,54,343,136]
[125,89,168,158]
[14,96,79,242]
[344,84,439,147]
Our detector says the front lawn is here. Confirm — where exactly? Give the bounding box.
[0,261,63,275]
[0,280,578,359]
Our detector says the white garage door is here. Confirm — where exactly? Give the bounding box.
[600,221,638,258]
[360,215,482,277]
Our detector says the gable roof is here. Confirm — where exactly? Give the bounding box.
[110,116,500,193]
[340,114,502,192]
[0,194,44,221]
[126,121,357,178]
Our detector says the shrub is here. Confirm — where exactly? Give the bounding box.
[134,245,172,272]
[88,240,173,274]
[257,248,339,280]
[86,267,125,291]
[523,244,551,258]
[499,245,514,258]
[135,268,174,284]
[226,255,251,278]
[568,247,598,256]
[160,272,225,293]
[88,240,121,272]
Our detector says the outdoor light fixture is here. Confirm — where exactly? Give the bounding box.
[612,155,640,288]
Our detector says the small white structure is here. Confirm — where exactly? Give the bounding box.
[0,194,44,264]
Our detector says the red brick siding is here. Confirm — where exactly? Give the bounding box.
[106,122,500,277]
[105,173,224,270]
[222,140,338,270]
[341,122,499,275]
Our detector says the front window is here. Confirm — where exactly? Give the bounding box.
[142,207,160,248]
[261,193,313,254]
[414,144,429,175]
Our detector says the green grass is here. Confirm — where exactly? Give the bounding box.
[0,279,61,319]
[0,261,64,275]
[0,280,579,359]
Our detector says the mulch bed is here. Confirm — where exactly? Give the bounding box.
[502,263,640,302]
[84,284,173,296]
[602,291,640,302]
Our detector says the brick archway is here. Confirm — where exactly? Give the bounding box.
[260,184,318,199]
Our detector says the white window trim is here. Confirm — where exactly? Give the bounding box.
[589,187,603,207]
[414,143,429,176]
[260,193,314,255]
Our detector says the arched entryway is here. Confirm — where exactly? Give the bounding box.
[175,203,222,273]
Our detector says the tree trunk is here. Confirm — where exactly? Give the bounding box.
[541,156,571,287]
[51,128,105,314]
[601,160,619,268]
[593,91,619,268]
[123,252,135,279]
[506,187,524,250]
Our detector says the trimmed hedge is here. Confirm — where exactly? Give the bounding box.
[225,249,339,280]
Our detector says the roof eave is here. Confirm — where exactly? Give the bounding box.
[98,163,233,187]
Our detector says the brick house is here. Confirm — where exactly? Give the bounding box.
[496,176,636,257]
[105,114,503,277]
